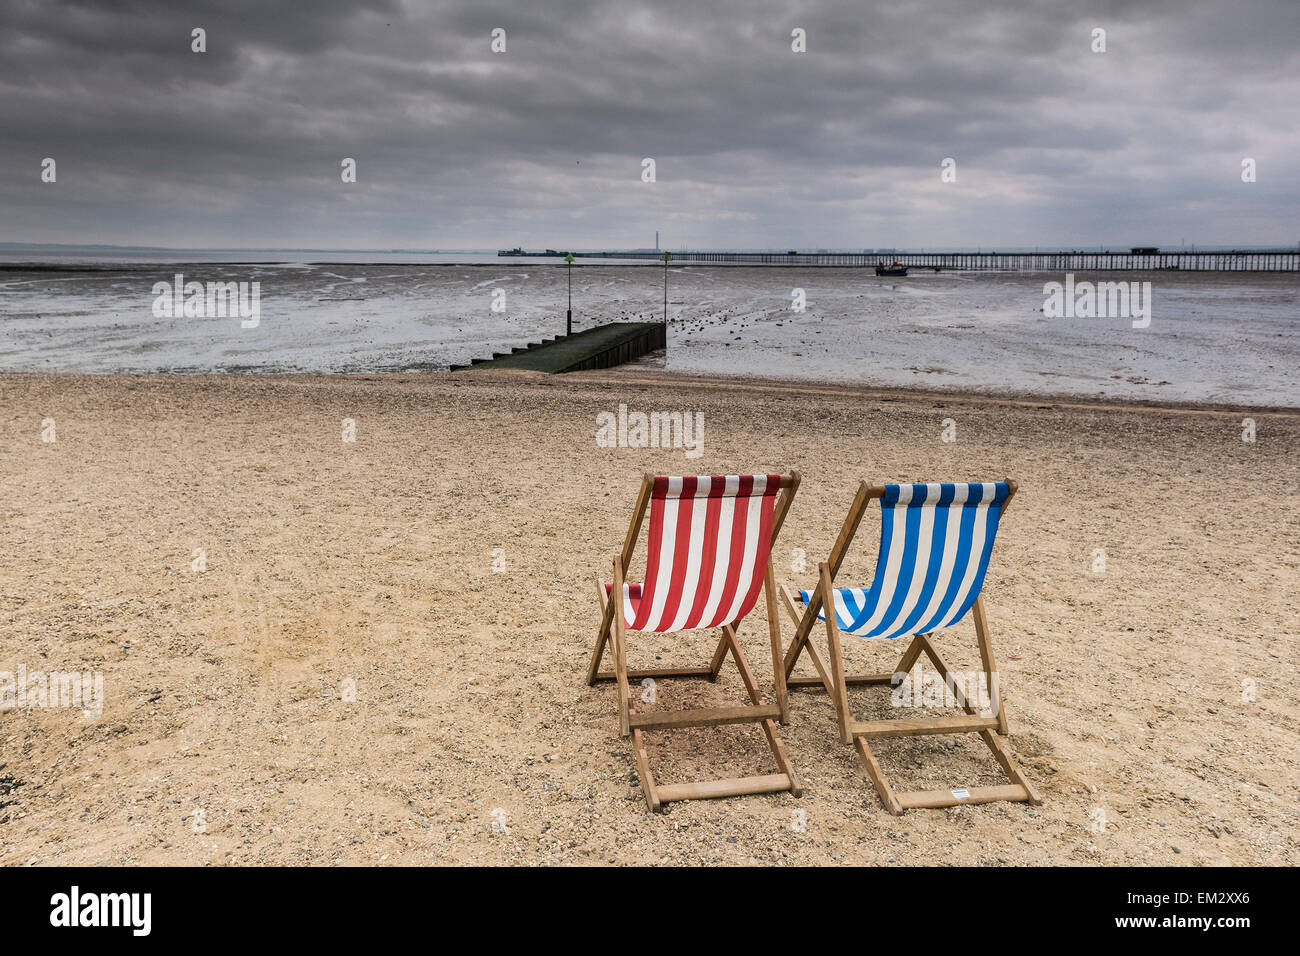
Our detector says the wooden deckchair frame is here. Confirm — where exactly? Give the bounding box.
[780,480,1041,814]
[587,472,803,812]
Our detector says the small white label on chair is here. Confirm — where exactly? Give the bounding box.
[951,788,970,800]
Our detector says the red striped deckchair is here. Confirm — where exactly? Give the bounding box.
[587,473,802,811]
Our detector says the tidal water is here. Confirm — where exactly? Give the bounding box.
[1,260,1296,406]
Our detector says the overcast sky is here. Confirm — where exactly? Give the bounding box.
[1,0,1297,250]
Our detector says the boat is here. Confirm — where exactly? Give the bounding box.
[875,261,908,276]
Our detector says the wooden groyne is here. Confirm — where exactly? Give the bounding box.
[450,321,666,373]
[503,250,1300,272]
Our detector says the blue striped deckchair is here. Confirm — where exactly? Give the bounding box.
[779,481,1041,814]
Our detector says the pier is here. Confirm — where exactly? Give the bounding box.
[450,321,665,373]
[501,249,1300,271]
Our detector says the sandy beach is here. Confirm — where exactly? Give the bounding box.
[1,368,1297,866]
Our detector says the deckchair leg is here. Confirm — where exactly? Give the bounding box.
[631,728,661,812]
[819,563,853,745]
[980,730,1042,805]
[611,555,632,738]
[761,720,802,797]
[779,585,836,696]
[764,561,789,723]
[708,628,730,679]
[972,595,1009,735]
[854,738,904,814]
[587,572,613,686]
[793,638,836,692]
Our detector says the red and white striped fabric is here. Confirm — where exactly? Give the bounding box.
[613,475,781,633]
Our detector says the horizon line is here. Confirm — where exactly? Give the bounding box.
[4,241,1299,254]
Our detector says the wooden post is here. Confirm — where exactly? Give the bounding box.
[565,252,574,336]
[661,251,670,326]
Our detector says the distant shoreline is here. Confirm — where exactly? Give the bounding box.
[4,260,1299,275]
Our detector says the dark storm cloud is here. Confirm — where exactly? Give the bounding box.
[1,0,1296,248]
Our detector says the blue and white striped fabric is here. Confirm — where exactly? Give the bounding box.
[799,482,1010,639]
